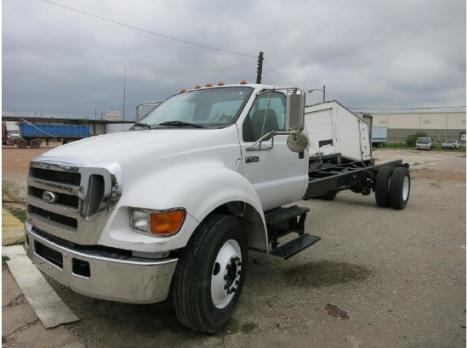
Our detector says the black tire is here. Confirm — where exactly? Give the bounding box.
[389,167,411,210]
[16,139,27,148]
[30,139,42,148]
[320,191,337,200]
[375,166,393,207]
[172,214,248,333]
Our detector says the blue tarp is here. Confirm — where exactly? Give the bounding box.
[19,124,89,138]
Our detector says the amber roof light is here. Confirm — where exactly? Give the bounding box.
[240,80,247,84]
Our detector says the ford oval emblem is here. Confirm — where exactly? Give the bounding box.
[41,191,57,204]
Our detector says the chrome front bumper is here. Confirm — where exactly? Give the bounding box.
[25,223,178,304]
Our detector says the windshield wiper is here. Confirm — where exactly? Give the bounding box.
[131,122,151,130]
[158,121,205,128]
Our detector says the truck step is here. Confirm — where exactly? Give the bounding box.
[265,205,310,225]
[270,233,321,260]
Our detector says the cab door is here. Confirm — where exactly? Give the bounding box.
[239,91,308,211]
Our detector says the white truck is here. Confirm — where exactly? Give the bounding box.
[24,83,411,333]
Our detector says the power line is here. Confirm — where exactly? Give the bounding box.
[42,0,301,87]
[349,105,466,110]
[263,59,297,86]
[42,0,257,59]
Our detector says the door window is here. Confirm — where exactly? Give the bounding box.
[243,92,286,142]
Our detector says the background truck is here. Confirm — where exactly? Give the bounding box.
[416,136,432,150]
[24,83,411,333]
[2,121,21,145]
[371,126,388,147]
[15,123,89,148]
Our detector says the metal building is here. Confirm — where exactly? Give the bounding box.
[370,111,466,143]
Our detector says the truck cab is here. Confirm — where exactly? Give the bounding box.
[24,84,312,331]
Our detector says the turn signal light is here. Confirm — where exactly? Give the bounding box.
[150,209,186,236]
[240,80,247,84]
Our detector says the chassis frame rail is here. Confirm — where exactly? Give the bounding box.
[304,159,405,199]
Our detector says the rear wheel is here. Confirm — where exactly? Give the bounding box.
[30,138,42,148]
[172,214,247,333]
[389,167,411,210]
[16,139,27,148]
[375,166,393,207]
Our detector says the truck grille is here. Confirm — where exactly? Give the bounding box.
[27,160,117,245]
[30,167,81,185]
[28,205,78,229]
[28,186,79,208]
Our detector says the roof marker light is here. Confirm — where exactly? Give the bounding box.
[217,81,224,86]
[179,89,186,93]
[240,80,247,84]
[205,83,213,87]
[194,84,201,89]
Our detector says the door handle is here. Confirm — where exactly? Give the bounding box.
[245,156,260,163]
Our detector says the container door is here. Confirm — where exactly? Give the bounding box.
[305,108,335,157]
[359,120,371,159]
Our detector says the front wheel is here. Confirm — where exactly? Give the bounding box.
[172,214,247,333]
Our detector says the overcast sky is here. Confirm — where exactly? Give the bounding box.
[3,0,466,119]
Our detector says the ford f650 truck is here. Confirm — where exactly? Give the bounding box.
[24,83,410,333]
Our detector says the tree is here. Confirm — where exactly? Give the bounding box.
[406,131,428,146]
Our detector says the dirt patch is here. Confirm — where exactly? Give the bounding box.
[325,304,350,320]
[2,147,50,185]
[284,260,373,287]
[411,169,465,182]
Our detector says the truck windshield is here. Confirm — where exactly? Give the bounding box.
[140,87,253,128]
[417,137,429,144]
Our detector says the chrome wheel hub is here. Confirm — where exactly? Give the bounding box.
[211,239,242,309]
[402,176,409,201]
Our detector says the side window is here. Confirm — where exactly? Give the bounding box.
[242,92,286,142]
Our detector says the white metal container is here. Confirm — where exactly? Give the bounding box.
[105,123,132,133]
[304,101,371,161]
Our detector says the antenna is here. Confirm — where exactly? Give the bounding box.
[122,65,127,121]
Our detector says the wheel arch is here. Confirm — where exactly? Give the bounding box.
[202,200,268,253]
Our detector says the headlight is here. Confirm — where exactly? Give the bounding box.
[130,208,186,237]
[130,208,149,232]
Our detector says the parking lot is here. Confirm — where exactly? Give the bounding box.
[2,147,466,347]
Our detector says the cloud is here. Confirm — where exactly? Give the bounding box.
[2,0,466,118]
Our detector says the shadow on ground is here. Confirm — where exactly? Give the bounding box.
[47,258,373,346]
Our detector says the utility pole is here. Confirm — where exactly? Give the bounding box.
[256,51,264,84]
[122,65,127,121]
[322,85,326,102]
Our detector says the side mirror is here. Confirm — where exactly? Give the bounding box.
[285,89,305,131]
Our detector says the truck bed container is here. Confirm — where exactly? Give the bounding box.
[19,124,89,139]
[304,101,371,161]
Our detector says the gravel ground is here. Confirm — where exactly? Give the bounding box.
[2,148,466,347]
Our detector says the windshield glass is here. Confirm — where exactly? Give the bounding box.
[417,137,429,144]
[140,87,253,128]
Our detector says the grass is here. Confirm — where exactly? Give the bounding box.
[6,206,27,223]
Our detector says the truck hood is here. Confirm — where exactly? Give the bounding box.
[37,127,241,169]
